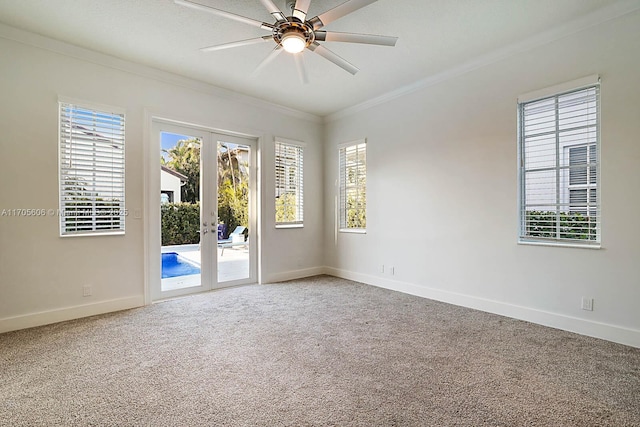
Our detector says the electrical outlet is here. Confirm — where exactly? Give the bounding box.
[581,297,593,311]
[83,285,92,297]
[379,264,385,273]
[388,266,395,275]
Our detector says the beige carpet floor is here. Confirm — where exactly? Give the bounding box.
[1,275,639,426]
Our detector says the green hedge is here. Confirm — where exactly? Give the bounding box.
[525,211,596,240]
[161,202,200,245]
[217,179,248,240]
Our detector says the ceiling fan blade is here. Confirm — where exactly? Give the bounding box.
[294,52,309,84]
[259,0,286,21]
[314,31,397,46]
[175,0,274,30]
[309,0,377,30]
[251,46,284,77]
[200,36,274,52]
[292,0,311,22]
[307,42,359,75]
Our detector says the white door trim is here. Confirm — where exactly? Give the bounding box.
[144,114,261,303]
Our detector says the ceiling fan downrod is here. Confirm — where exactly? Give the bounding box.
[285,0,296,15]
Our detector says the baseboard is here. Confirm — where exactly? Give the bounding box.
[0,296,145,334]
[324,267,640,349]
[264,266,326,284]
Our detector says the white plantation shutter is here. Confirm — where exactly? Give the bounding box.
[518,83,600,245]
[59,102,125,235]
[339,140,366,230]
[275,141,304,226]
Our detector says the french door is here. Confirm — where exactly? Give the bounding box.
[150,121,257,301]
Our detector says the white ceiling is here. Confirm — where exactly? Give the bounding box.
[0,0,627,117]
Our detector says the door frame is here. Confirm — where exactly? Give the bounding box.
[145,115,261,303]
[210,132,258,289]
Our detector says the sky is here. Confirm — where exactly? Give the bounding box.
[161,132,191,162]
[161,132,243,163]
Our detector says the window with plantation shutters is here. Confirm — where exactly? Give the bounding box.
[275,140,304,226]
[518,79,600,245]
[59,101,125,236]
[339,140,366,231]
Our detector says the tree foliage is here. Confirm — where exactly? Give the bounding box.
[344,156,366,229]
[217,142,248,238]
[525,211,596,240]
[61,177,122,232]
[161,202,200,245]
[160,140,249,242]
[218,179,248,239]
[346,193,366,229]
[162,138,201,204]
[276,193,297,223]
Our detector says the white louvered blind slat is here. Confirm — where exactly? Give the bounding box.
[339,140,366,230]
[59,102,125,235]
[275,141,304,226]
[519,85,599,244]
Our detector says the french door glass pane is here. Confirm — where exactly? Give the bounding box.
[160,132,202,292]
[217,141,250,283]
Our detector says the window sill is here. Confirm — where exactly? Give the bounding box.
[61,231,125,238]
[275,224,303,229]
[339,228,366,234]
[518,240,601,250]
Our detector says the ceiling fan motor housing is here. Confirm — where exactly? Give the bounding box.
[273,18,315,50]
[174,0,398,76]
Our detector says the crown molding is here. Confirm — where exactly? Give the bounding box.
[0,23,322,124]
[324,0,640,123]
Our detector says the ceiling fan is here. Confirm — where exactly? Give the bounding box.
[174,0,398,82]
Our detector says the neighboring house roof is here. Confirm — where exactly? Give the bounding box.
[161,165,187,183]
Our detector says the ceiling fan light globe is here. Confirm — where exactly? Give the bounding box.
[281,33,306,53]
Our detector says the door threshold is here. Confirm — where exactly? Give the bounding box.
[153,282,259,304]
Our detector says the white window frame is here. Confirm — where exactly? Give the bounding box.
[275,138,304,228]
[338,139,367,233]
[59,98,126,236]
[517,76,600,247]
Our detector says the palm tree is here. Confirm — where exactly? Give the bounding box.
[163,138,200,203]
[217,143,245,195]
[216,143,249,236]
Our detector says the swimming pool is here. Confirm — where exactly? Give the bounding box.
[162,252,201,278]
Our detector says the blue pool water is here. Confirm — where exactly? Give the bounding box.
[162,252,201,278]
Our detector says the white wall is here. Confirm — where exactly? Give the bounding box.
[0,28,324,332]
[323,11,640,347]
[2,10,639,348]
[160,170,182,203]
